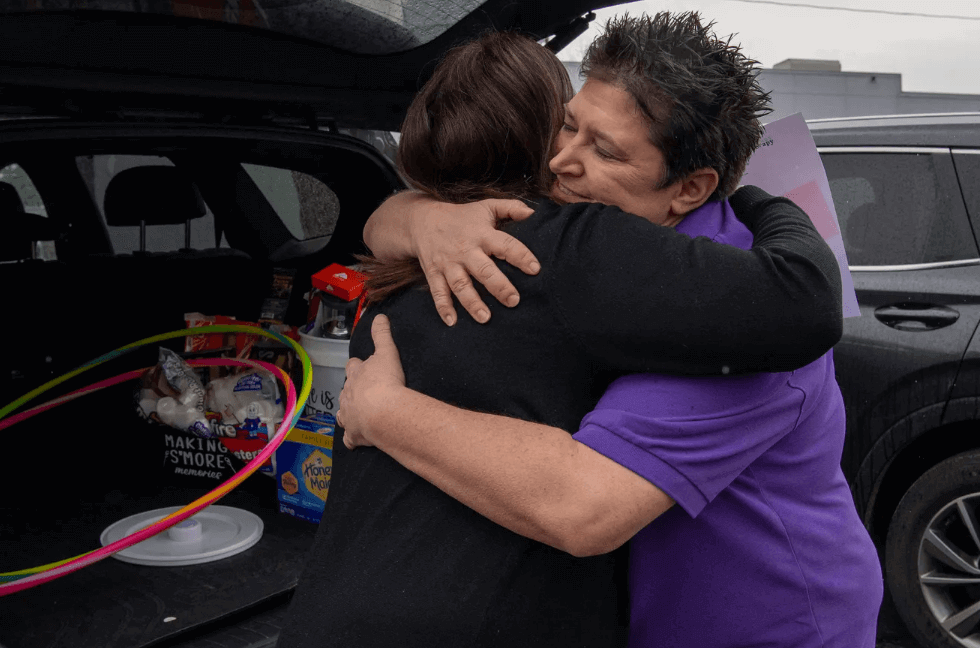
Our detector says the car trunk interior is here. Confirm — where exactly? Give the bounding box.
[0,123,402,647]
[0,2,639,645]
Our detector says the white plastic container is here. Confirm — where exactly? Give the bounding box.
[101,506,264,566]
[298,330,349,418]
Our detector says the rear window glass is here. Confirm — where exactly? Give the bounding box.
[6,0,485,54]
[0,162,55,260]
[821,151,977,267]
[1,163,46,217]
[76,154,223,254]
[242,163,339,241]
[953,151,980,245]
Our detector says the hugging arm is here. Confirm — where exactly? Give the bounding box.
[365,186,843,374]
[363,191,538,325]
[554,186,843,375]
[340,315,675,557]
[345,187,845,554]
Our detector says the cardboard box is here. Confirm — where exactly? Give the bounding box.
[275,413,335,523]
[311,263,366,301]
[184,313,249,353]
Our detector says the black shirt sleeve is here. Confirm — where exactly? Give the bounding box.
[546,185,843,375]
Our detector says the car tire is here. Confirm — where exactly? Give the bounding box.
[886,450,980,648]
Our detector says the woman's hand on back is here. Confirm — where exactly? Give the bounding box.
[338,315,406,450]
[365,192,538,325]
[411,198,540,325]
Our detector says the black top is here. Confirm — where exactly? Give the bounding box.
[277,187,844,648]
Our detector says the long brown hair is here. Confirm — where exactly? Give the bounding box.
[359,31,573,304]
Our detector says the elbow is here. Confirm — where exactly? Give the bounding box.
[791,268,844,359]
[547,506,629,558]
[564,538,625,558]
[823,314,844,350]
[785,308,841,370]
[814,256,845,349]
[523,454,640,557]
[362,191,400,254]
[814,280,844,349]
[810,305,843,352]
[561,526,628,558]
[362,212,380,253]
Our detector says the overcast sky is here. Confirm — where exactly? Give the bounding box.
[561,0,980,96]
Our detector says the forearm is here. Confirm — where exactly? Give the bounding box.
[363,387,629,556]
[730,186,844,360]
[362,190,428,261]
[556,190,843,375]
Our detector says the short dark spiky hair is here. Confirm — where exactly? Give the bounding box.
[582,12,772,199]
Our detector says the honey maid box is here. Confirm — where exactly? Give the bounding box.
[276,412,335,523]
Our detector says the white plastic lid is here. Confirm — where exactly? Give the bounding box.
[100,505,263,567]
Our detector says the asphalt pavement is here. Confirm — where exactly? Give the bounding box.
[877,588,927,648]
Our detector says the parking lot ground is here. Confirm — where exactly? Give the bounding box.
[877,587,926,648]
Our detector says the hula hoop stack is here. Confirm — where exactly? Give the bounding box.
[0,325,313,596]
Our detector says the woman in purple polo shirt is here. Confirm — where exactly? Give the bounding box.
[336,12,882,648]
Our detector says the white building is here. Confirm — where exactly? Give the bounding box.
[562,59,980,122]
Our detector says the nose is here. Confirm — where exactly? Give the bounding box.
[550,132,583,177]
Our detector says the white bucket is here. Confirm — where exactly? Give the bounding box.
[298,331,350,418]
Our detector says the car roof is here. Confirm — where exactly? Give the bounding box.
[0,0,630,131]
[807,112,980,148]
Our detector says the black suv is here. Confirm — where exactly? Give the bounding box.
[811,113,980,648]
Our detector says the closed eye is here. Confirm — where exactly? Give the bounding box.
[594,146,617,160]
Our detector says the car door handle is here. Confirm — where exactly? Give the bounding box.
[874,303,960,331]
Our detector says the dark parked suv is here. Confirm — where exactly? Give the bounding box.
[810,112,980,648]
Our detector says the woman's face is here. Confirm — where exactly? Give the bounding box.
[549,79,683,227]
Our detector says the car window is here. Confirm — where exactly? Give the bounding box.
[242,163,339,241]
[338,128,400,166]
[0,162,56,260]
[1,163,46,217]
[952,151,980,249]
[76,154,223,255]
[821,151,977,267]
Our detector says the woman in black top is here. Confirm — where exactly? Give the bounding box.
[278,31,841,648]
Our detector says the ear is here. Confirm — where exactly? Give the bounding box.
[668,168,720,217]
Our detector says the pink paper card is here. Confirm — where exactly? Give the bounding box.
[784,180,839,240]
[740,113,860,318]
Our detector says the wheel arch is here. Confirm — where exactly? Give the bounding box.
[859,399,980,543]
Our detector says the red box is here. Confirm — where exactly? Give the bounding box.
[311,263,367,302]
[184,313,248,352]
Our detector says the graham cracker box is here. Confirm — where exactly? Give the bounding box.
[276,412,335,523]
